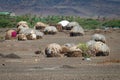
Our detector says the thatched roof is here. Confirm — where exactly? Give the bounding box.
[86,41,110,56]
[34,22,49,29]
[91,34,106,43]
[86,40,96,47]
[45,43,63,57]
[18,34,27,41]
[67,22,79,28]
[17,21,29,28]
[70,25,84,34]
[44,26,58,33]
[19,28,34,35]
[19,28,44,38]
[35,30,44,39]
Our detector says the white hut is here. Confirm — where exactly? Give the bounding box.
[58,20,70,29]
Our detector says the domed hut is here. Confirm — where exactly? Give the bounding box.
[17,25,29,34]
[65,45,82,57]
[61,43,82,57]
[43,26,58,35]
[18,28,44,40]
[34,22,48,30]
[66,21,80,30]
[18,34,27,41]
[91,34,106,43]
[17,21,29,28]
[86,41,110,56]
[54,24,63,32]
[70,25,85,36]
[58,20,70,30]
[35,31,44,39]
[45,43,63,57]
[5,29,17,40]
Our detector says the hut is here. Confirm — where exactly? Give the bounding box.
[65,45,82,57]
[86,41,110,56]
[43,26,58,35]
[66,22,80,30]
[18,28,44,40]
[70,25,85,36]
[34,22,48,30]
[18,34,27,41]
[58,20,70,29]
[61,43,82,57]
[5,29,17,40]
[45,43,63,57]
[17,25,29,34]
[17,21,29,28]
[91,34,106,43]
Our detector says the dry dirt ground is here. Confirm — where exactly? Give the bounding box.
[0,28,120,80]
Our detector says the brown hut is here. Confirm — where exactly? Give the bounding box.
[34,22,49,30]
[17,21,29,28]
[45,43,64,57]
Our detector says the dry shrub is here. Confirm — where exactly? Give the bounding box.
[77,43,91,58]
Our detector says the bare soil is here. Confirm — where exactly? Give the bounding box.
[0,28,120,80]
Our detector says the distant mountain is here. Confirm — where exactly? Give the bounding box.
[0,0,120,17]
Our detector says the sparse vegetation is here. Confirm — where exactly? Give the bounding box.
[103,19,120,28]
[77,43,91,58]
[0,36,4,41]
[0,14,120,29]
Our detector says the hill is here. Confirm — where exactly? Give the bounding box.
[0,0,120,17]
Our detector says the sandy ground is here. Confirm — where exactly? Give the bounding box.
[0,29,120,80]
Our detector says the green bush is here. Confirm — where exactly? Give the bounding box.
[103,20,120,28]
[0,14,119,29]
[77,43,90,58]
[75,18,102,29]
